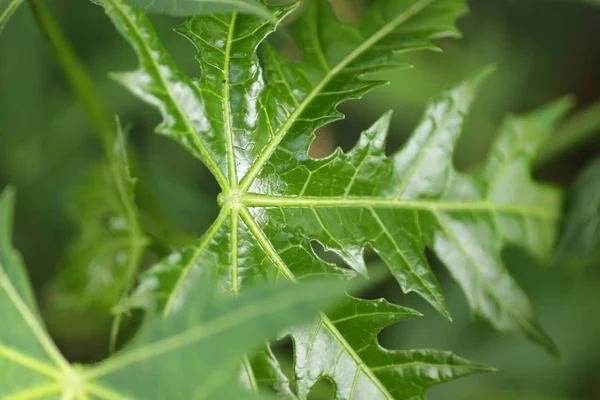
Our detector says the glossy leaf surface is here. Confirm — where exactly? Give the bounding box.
[554,156,600,268]
[103,0,567,397]
[0,187,342,399]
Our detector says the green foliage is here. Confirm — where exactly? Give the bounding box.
[97,0,570,397]
[554,157,600,269]
[0,187,344,399]
[1,0,599,398]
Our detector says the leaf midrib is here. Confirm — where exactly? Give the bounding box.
[237,0,436,193]
[222,12,238,187]
[105,0,229,189]
[240,194,559,219]
[238,208,395,399]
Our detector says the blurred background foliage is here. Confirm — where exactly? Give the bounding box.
[0,0,599,399]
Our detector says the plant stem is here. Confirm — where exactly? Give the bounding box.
[536,99,600,169]
[29,0,113,142]
[30,0,147,354]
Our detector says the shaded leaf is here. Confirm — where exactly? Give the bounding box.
[46,121,147,314]
[243,345,297,398]
[554,156,600,269]
[0,187,342,399]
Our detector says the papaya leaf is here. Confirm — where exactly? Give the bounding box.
[103,0,568,397]
[0,187,342,399]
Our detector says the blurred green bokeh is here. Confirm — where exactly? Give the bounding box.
[0,0,599,399]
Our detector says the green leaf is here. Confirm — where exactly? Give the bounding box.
[131,0,273,20]
[39,120,149,355]
[536,98,600,168]
[90,0,274,20]
[553,156,600,269]
[0,187,342,399]
[291,295,492,399]
[103,0,569,396]
[243,345,297,398]
[0,0,24,34]
[47,121,146,313]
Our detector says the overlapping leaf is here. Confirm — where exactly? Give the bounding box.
[0,187,342,399]
[102,0,567,397]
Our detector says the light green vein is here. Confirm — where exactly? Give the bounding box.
[368,206,447,316]
[241,194,559,220]
[83,277,333,380]
[0,344,59,378]
[87,382,135,400]
[239,207,395,399]
[238,0,436,193]
[4,382,61,400]
[0,267,70,373]
[307,3,331,72]
[104,0,229,190]
[432,210,556,354]
[223,12,238,187]
[230,210,240,295]
[162,207,230,316]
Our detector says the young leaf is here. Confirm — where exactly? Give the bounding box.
[103,0,568,396]
[553,156,600,269]
[0,187,343,399]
